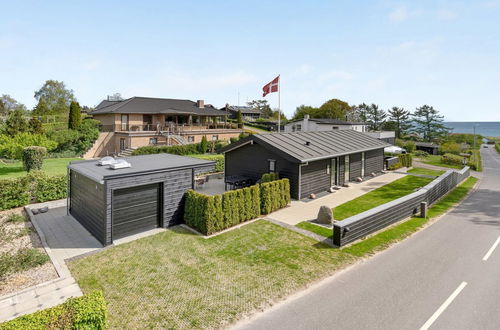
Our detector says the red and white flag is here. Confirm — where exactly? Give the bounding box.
[262,75,279,97]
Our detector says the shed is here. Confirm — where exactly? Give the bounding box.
[68,154,215,245]
[415,142,440,155]
[221,130,389,200]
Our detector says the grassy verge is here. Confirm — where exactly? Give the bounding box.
[418,155,462,170]
[296,221,333,239]
[69,221,354,329]
[333,175,433,220]
[0,158,79,178]
[407,167,445,176]
[496,143,500,153]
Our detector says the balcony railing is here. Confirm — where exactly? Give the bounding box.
[99,122,241,133]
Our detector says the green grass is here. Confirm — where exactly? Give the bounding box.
[407,167,445,177]
[296,222,333,239]
[0,158,79,179]
[418,155,463,170]
[69,221,355,329]
[0,248,49,278]
[333,175,433,220]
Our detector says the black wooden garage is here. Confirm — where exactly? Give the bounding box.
[222,130,389,200]
[68,154,215,245]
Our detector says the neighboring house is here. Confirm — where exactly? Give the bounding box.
[221,130,389,199]
[284,115,368,133]
[68,154,215,246]
[284,115,396,145]
[220,104,262,121]
[415,142,440,155]
[90,96,243,156]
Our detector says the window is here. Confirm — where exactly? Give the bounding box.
[188,136,195,143]
[296,124,302,131]
[332,126,339,130]
[212,135,219,141]
[120,114,128,131]
[149,138,158,145]
[268,159,276,172]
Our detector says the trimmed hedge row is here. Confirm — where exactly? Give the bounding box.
[0,291,107,329]
[496,143,500,154]
[0,171,67,211]
[188,154,224,172]
[398,154,413,167]
[132,143,202,156]
[185,185,260,235]
[261,172,279,182]
[184,178,290,235]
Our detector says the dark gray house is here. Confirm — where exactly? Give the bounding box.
[415,142,440,155]
[68,154,215,246]
[222,130,389,199]
[221,105,262,121]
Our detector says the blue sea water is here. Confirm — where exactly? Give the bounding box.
[444,122,500,137]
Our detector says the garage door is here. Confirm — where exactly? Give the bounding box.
[112,183,160,240]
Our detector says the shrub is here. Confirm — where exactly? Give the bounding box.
[397,154,413,168]
[261,172,279,183]
[188,154,224,172]
[0,291,107,329]
[132,143,205,156]
[496,143,500,154]
[199,135,208,153]
[387,162,402,170]
[441,153,464,166]
[0,176,31,210]
[396,139,416,153]
[439,142,461,155]
[34,174,67,202]
[22,146,47,172]
[413,150,429,158]
[0,133,57,159]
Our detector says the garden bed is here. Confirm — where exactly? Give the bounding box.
[0,208,57,297]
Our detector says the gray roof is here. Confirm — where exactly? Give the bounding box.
[287,118,367,125]
[415,142,439,148]
[69,153,215,182]
[91,96,228,116]
[222,105,262,114]
[222,130,389,163]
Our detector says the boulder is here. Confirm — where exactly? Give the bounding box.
[355,177,363,182]
[317,205,333,225]
[371,172,376,177]
[309,193,316,199]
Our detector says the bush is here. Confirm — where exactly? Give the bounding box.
[0,133,57,159]
[132,143,206,156]
[441,153,464,166]
[0,172,67,211]
[439,142,461,155]
[188,154,224,172]
[260,179,290,214]
[397,154,413,168]
[0,291,107,329]
[413,150,429,158]
[184,184,261,235]
[22,146,47,172]
[387,162,402,170]
[261,172,279,183]
[199,135,208,153]
[396,139,416,153]
[496,143,500,154]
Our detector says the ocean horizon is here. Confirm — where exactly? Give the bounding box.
[444,122,500,137]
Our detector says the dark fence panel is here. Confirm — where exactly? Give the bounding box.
[333,167,470,246]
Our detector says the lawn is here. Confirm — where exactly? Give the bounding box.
[417,155,462,170]
[333,175,433,220]
[69,221,355,329]
[296,221,333,239]
[0,158,79,178]
[407,167,445,176]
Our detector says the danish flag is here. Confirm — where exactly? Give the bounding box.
[262,75,279,97]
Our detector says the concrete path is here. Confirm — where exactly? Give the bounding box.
[267,171,407,225]
[233,146,500,330]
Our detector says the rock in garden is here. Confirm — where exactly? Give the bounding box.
[355,177,363,182]
[309,193,316,199]
[371,172,376,177]
[317,205,333,225]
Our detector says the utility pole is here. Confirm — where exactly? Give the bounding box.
[473,124,479,169]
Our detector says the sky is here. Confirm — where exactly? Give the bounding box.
[1,0,500,121]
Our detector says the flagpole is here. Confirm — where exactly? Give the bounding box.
[278,74,281,133]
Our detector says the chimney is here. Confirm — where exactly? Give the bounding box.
[197,100,205,108]
[304,114,310,132]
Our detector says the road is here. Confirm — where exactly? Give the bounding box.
[234,145,500,330]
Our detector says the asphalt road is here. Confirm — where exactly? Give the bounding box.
[235,145,500,330]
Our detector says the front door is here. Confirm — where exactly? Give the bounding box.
[331,158,338,186]
[119,138,126,151]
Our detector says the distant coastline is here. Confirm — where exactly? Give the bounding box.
[444,122,500,137]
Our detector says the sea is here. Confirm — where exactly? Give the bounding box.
[444,122,500,138]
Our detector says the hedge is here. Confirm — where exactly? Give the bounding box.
[261,172,279,183]
[0,291,107,329]
[22,146,47,172]
[496,143,500,154]
[0,171,67,211]
[188,154,224,172]
[397,154,413,168]
[184,178,290,234]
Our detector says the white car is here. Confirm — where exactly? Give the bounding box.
[384,146,407,154]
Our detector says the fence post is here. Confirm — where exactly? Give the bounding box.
[420,202,428,218]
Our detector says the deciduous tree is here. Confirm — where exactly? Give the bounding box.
[0,94,27,115]
[318,98,352,119]
[33,80,75,115]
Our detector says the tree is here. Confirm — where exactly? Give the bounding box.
[387,106,411,138]
[318,99,352,119]
[350,103,370,122]
[247,100,273,118]
[292,105,319,120]
[236,110,243,127]
[411,105,450,142]
[0,94,27,115]
[366,104,387,130]
[68,101,82,129]
[4,109,28,136]
[28,117,44,134]
[33,80,75,114]
[199,135,208,153]
[33,97,50,115]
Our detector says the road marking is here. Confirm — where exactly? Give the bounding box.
[483,235,500,261]
[419,282,467,330]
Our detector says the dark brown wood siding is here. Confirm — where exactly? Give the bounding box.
[299,159,330,199]
[69,170,106,245]
[365,148,384,175]
[225,143,300,199]
[349,153,362,180]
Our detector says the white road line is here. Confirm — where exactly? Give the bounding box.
[482,235,500,261]
[419,282,468,330]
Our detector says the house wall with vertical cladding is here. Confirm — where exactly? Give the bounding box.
[69,170,107,245]
[349,153,362,180]
[299,159,330,199]
[224,143,300,199]
[365,149,384,175]
[104,168,196,245]
[338,155,345,186]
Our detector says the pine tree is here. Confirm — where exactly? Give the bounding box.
[411,105,450,142]
[199,135,208,153]
[68,101,82,129]
[33,98,50,115]
[28,117,44,134]
[236,110,243,127]
[366,104,387,130]
[387,107,411,138]
[4,109,28,136]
